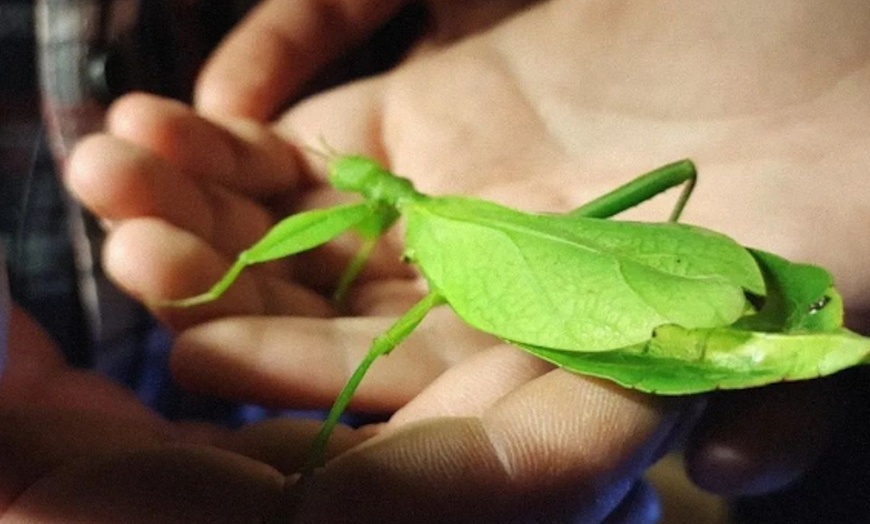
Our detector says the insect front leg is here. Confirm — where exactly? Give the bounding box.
[570,160,697,222]
[158,202,378,308]
[333,204,401,305]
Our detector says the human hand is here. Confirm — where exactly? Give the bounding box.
[0,250,284,522]
[198,0,870,300]
[0,256,684,521]
[193,0,542,120]
[205,3,869,499]
[66,0,869,510]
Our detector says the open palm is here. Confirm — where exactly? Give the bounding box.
[64,0,866,516]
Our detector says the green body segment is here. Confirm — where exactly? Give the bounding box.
[328,155,422,206]
[518,326,870,394]
[402,196,765,353]
[736,249,842,333]
[517,248,870,394]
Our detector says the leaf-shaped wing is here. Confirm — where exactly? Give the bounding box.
[737,249,843,333]
[515,248,868,393]
[403,196,765,352]
[516,327,870,394]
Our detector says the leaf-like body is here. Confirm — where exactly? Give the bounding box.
[517,326,870,394]
[517,245,867,393]
[402,196,765,352]
[737,249,843,333]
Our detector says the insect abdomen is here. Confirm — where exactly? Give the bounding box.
[404,196,763,352]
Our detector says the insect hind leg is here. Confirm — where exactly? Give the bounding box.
[569,160,697,222]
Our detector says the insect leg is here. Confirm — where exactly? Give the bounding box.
[301,291,447,477]
[569,160,696,222]
[333,205,401,305]
[158,202,376,308]
[333,236,378,304]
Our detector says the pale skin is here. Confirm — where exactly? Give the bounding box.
[50,0,870,519]
[0,291,684,521]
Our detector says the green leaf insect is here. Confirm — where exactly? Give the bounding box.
[161,154,870,475]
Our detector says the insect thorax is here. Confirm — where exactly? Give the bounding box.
[329,155,421,206]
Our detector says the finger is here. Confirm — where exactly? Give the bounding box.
[195,0,408,119]
[211,418,373,476]
[68,98,306,254]
[388,344,555,425]
[275,75,389,168]
[69,132,293,258]
[0,409,167,509]
[2,445,283,524]
[170,305,494,410]
[103,218,333,325]
[0,306,73,390]
[105,93,308,197]
[287,374,685,522]
[0,306,171,429]
[68,133,210,232]
[0,310,313,523]
[684,376,850,496]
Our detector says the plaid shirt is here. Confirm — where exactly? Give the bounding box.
[1,0,264,423]
[1,0,93,367]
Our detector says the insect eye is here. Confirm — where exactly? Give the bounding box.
[808,295,831,315]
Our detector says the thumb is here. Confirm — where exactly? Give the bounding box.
[287,372,691,522]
